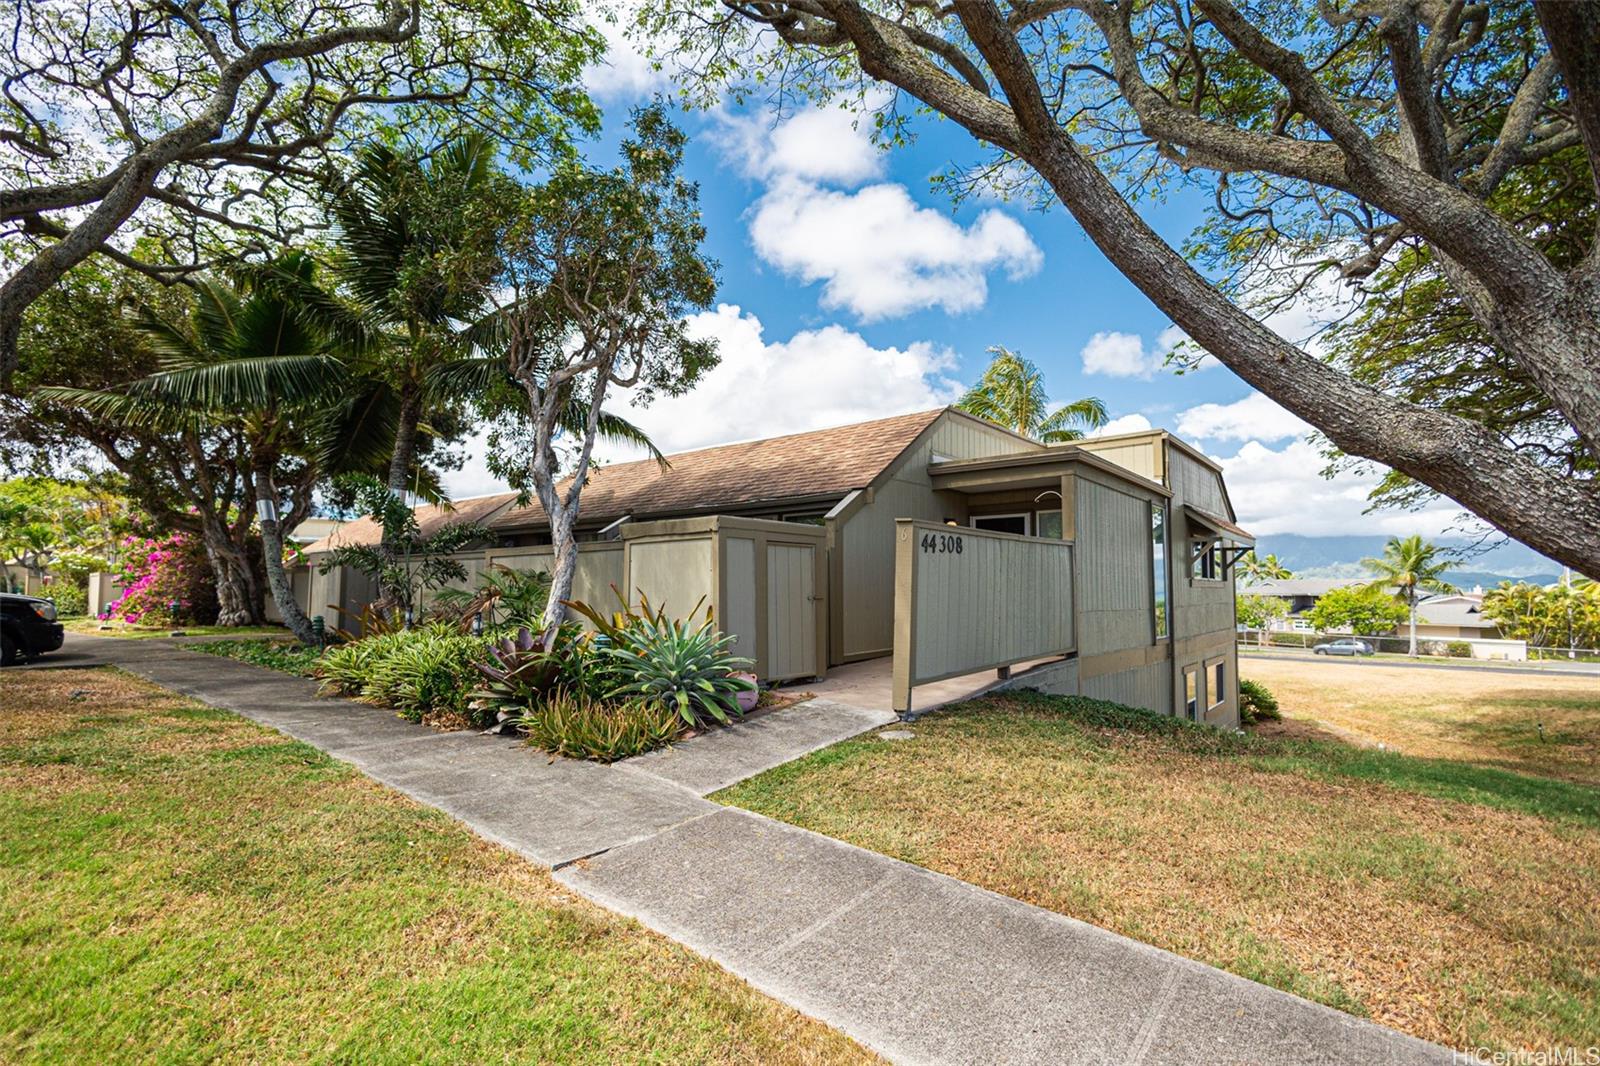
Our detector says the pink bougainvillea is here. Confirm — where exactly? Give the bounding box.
[105,532,218,626]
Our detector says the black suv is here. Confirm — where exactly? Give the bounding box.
[1,593,64,666]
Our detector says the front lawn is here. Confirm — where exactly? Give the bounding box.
[717,690,1600,1054]
[1243,656,1600,786]
[0,667,871,1064]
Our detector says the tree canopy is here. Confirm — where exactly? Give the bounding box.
[647,0,1600,576]
[0,0,602,379]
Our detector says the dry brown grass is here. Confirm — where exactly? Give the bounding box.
[1,667,876,1065]
[1243,657,1600,784]
[720,692,1600,1054]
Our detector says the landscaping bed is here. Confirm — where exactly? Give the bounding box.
[716,689,1600,1054]
[0,667,870,1064]
[190,597,762,762]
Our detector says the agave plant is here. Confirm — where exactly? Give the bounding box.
[603,615,755,728]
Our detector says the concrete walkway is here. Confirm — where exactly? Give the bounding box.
[39,634,1453,1065]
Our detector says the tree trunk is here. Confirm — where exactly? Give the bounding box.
[254,462,319,645]
[379,386,423,609]
[200,524,254,627]
[1408,600,1419,657]
[541,507,580,643]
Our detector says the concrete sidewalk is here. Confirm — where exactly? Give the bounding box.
[51,633,1454,1065]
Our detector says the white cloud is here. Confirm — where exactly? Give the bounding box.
[608,304,964,455]
[440,304,965,495]
[582,10,670,100]
[1091,414,1154,437]
[714,100,1043,321]
[749,179,1043,321]
[1175,391,1312,443]
[1215,439,1462,537]
[714,104,885,186]
[1080,324,1199,379]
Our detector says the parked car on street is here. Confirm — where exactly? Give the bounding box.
[1,593,64,666]
[1312,637,1374,657]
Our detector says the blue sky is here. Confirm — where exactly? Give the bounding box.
[444,32,1474,542]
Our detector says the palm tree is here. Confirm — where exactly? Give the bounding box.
[1237,551,1293,585]
[958,346,1108,442]
[326,134,512,499]
[1363,534,1456,656]
[43,255,376,643]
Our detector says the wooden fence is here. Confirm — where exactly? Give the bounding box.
[892,518,1075,714]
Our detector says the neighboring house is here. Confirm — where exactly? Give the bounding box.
[1413,592,1503,640]
[1246,578,1370,619]
[298,409,1253,727]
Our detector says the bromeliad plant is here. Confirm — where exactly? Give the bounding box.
[468,624,571,723]
[603,614,755,728]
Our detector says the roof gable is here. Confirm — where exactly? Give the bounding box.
[490,408,947,530]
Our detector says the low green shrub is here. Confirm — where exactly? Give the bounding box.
[315,630,414,697]
[518,692,683,762]
[46,582,88,618]
[1446,640,1473,658]
[1238,678,1281,725]
[469,624,572,723]
[359,630,488,725]
[193,638,321,677]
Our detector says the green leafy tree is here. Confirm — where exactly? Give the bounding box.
[1236,552,1292,586]
[1363,535,1457,656]
[40,255,377,642]
[491,106,719,637]
[1483,578,1600,655]
[10,260,271,625]
[1306,585,1410,637]
[958,347,1107,442]
[0,477,135,595]
[1235,592,1288,636]
[1,0,601,377]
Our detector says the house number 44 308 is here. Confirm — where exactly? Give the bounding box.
[920,532,964,554]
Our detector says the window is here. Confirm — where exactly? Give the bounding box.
[1193,542,1222,580]
[1183,666,1199,720]
[1209,659,1226,710]
[1151,503,1169,639]
[1036,509,1063,539]
[972,513,1029,536]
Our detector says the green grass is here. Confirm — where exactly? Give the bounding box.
[191,637,324,677]
[0,668,871,1065]
[716,690,1600,1053]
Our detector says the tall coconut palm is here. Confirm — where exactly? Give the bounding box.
[1237,551,1293,585]
[1363,534,1457,656]
[958,346,1108,442]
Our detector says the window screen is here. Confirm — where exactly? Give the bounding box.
[1152,504,1168,639]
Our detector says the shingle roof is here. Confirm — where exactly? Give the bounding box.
[488,408,946,531]
[301,491,518,554]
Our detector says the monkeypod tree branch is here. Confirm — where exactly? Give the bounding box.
[657,0,1600,575]
[0,0,602,381]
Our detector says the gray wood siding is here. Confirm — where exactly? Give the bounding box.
[892,519,1073,711]
[1082,660,1171,710]
[836,413,1038,661]
[722,536,758,665]
[1075,476,1157,656]
[766,542,818,679]
[1169,449,1229,517]
[1079,438,1158,480]
[1165,445,1239,719]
